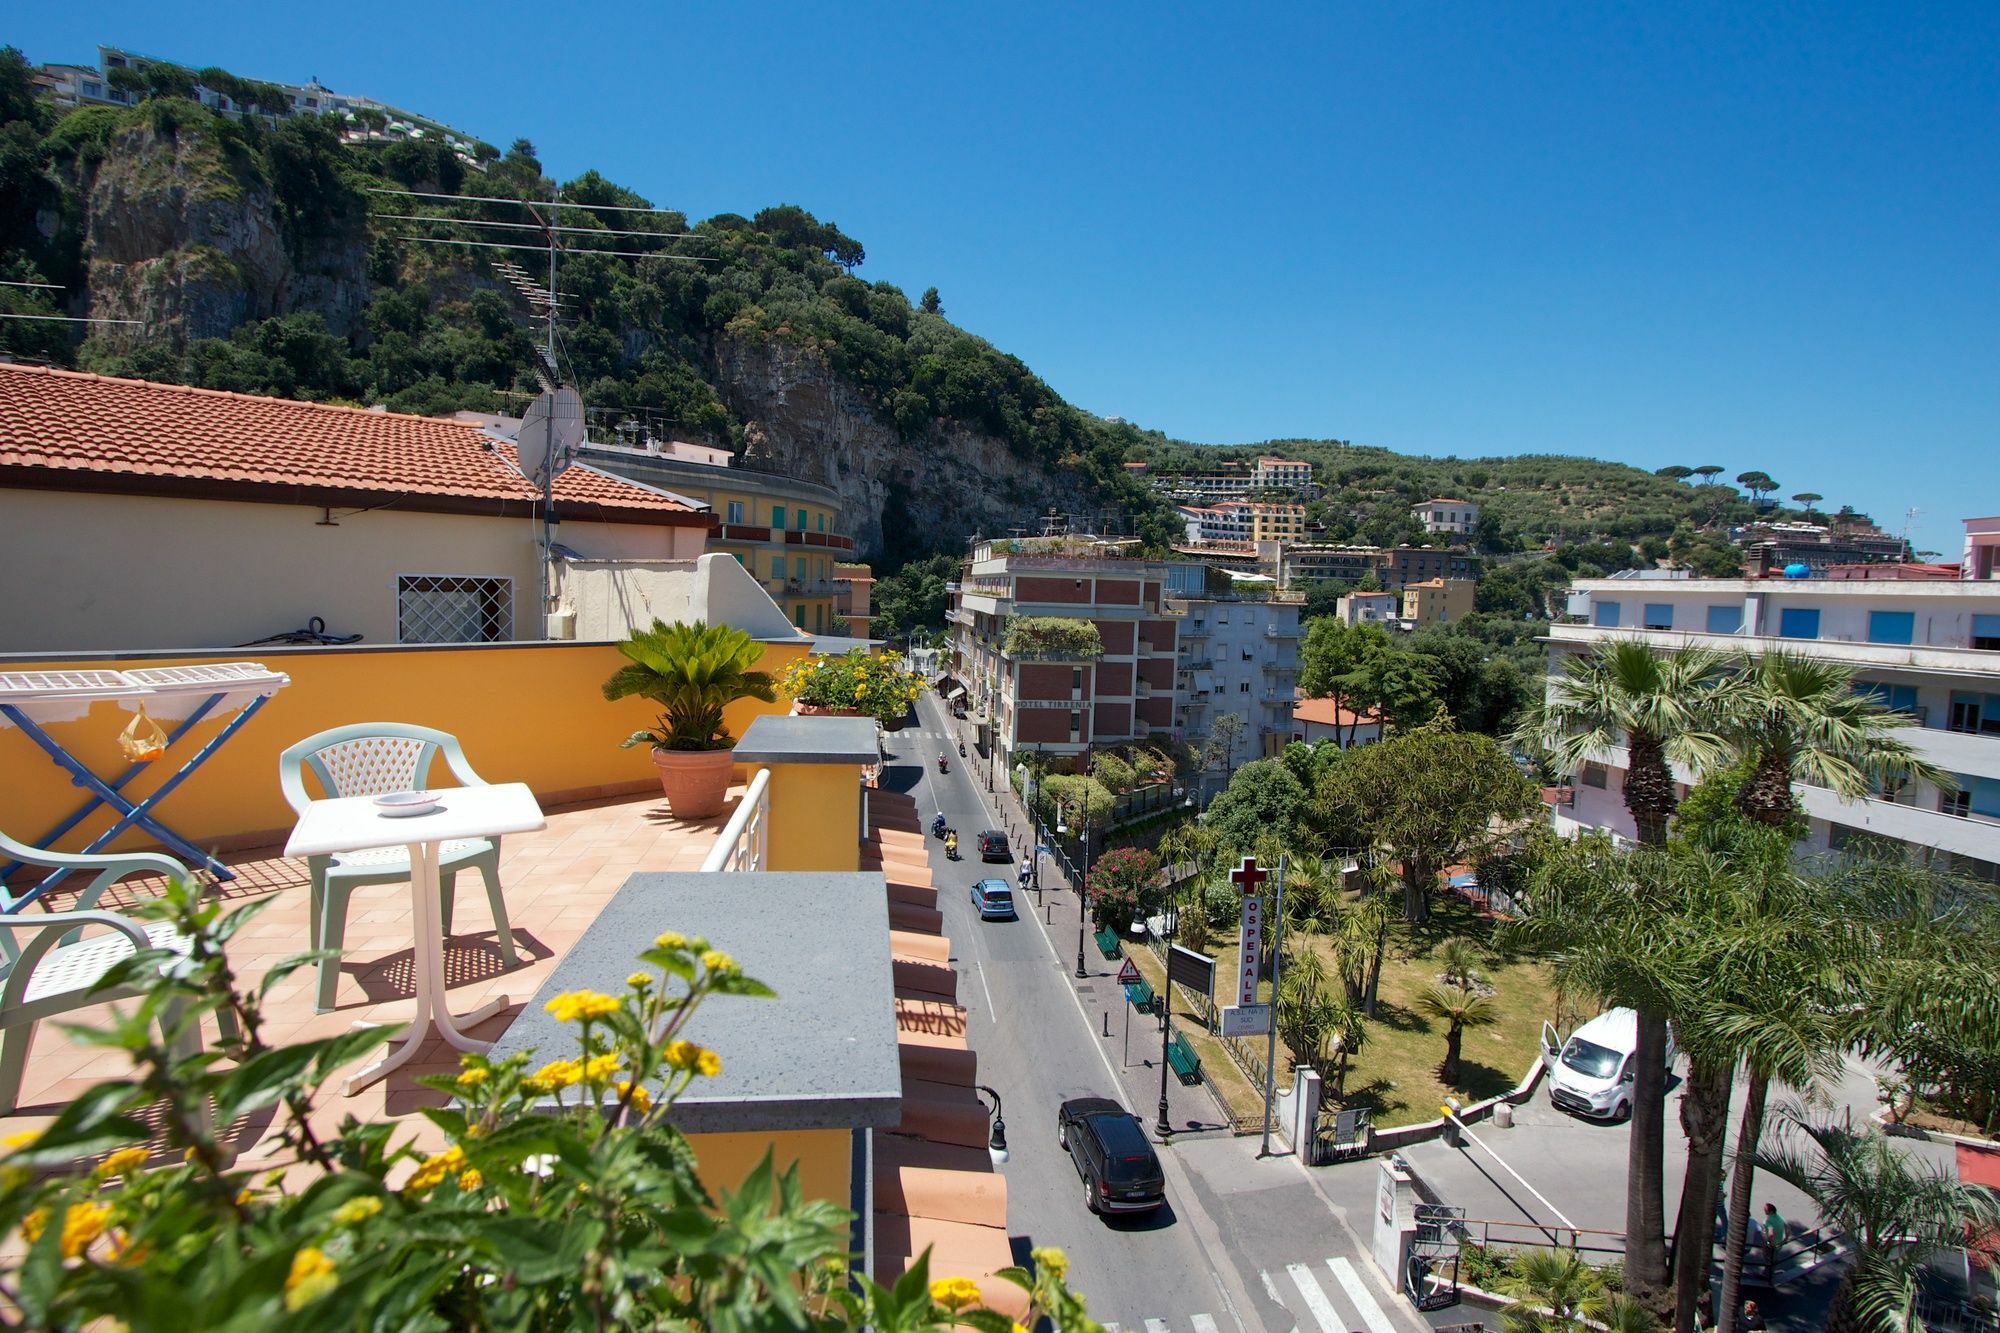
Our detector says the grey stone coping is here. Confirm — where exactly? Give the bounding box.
[490,871,902,1133]
[732,714,880,765]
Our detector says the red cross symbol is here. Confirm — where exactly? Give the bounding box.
[1230,857,1268,896]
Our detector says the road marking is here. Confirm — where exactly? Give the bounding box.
[1191,1315,1222,1333]
[1286,1263,1345,1333]
[1103,1325,1119,1333]
[1144,1321,1171,1333]
[1260,1270,1285,1303]
[1326,1257,1395,1333]
[973,960,995,1016]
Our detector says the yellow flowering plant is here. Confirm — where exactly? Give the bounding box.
[0,877,1097,1330]
[779,649,923,727]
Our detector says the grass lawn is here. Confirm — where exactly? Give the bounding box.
[1193,892,1563,1128]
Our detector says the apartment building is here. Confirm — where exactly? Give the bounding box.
[1167,592,1303,765]
[1402,578,1476,625]
[1413,498,1480,536]
[1253,456,1314,490]
[1551,547,2000,880]
[1189,501,1307,546]
[1736,520,1908,574]
[1334,591,1401,626]
[1278,543,1479,591]
[947,539,1178,766]
[36,46,480,156]
[580,440,853,635]
[833,563,875,633]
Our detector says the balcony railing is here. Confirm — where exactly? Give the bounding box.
[782,529,857,551]
[700,767,771,873]
[1264,625,1301,638]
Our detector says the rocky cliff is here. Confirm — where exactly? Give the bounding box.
[716,335,1096,559]
[83,120,368,342]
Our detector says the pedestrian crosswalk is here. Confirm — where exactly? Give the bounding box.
[1100,1254,1401,1333]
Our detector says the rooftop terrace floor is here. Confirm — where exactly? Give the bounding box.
[0,786,733,1157]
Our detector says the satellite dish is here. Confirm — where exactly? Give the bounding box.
[517,388,586,488]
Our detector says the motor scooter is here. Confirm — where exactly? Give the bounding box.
[938,754,949,774]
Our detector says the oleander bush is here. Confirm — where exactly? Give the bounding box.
[0,878,1095,1331]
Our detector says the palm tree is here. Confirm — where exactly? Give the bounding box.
[1435,936,1485,988]
[1514,640,1729,1308]
[1321,996,1366,1100]
[1495,1248,1661,1332]
[1277,950,1336,1074]
[1415,982,1497,1084]
[1514,640,1730,846]
[1753,1105,2000,1333]
[1716,651,1950,827]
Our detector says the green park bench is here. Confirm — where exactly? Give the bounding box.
[1167,1031,1202,1085]
[1094,926,1120,957]
[1123,979,1155,1011]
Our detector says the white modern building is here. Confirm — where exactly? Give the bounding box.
[1550,554,2000,882]
[1413,498,1480,536]
[1334,591,1401,626]
[1168,593,1302,766]
[1253,456,1314,490]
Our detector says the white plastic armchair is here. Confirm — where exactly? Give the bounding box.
[0,906,219,1115]
[0,829,187,967]
[277,723,517,1012]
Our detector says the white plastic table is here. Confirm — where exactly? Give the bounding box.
[283,782,546,1094]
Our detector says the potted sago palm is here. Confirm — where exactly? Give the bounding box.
[602,619,777,818]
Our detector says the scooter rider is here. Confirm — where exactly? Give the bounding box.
[958,739,966,757]
[944,829,959,860]
[938,754,949,774]
[933,812,947,839]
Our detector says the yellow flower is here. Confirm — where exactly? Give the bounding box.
[284,1247,338,1310]
[456,1067,489,1089]
[582,1053,620,1085]
[653,931,687,950]
[696,1048,722,1078]
[20,1208,45,1243]
[929,1275,982,1310]
[544,990,621,1023]
[58,1201,112,1259]
[457,1168,483,1190]
[523,1058,583,1094]
[627,971,653,990]
[665,1040,721,1076]
[1030,1245,1068,1280]
[700,949,737,975]
[96,1147,150,1180]
[614,1080,652,1113]
[331,1196,382,1226]
[235,1187,257,1206]
[2,1130,40,1153]
[406,1145,467,1193]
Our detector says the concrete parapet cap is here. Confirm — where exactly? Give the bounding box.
[734,714,881,764]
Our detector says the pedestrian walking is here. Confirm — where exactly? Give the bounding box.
[1760,1201,1788,1280]
[1739,1298,1766,1330]
[1018,856,1032,890]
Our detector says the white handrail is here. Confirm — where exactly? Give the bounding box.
[700,767,771,873]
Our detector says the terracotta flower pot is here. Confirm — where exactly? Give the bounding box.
[650,747,735,819]
[791,703,865,718]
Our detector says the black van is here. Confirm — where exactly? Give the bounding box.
[1057,1096,1166,1214]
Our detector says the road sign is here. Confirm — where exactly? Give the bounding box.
[1236,892,1263,1005]
[1116,957,1141,986]
[1221,1004,1271,1037]
[1167,944,1215,997]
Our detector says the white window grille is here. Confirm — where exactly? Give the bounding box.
[397,575,513,643]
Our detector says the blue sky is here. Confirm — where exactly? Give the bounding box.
[14,3,1997,556]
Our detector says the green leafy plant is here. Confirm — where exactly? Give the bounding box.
[603,619,777,752]
[778,649,921,727]
[1000,616,1103,660]
[0,877,1099,1330]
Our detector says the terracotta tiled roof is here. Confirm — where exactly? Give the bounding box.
[0,364,706,525]
[1292,697,1384,729]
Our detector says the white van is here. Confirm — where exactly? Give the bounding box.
[1540,1008,1677,1121]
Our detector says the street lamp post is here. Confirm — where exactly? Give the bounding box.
[1156,885,1178,1139]
[1073,814,1091,980]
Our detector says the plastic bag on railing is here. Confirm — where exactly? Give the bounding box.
[117,704,168,762]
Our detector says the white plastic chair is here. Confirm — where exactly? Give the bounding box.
[277,723,518,1013]
[0,837,223,1115]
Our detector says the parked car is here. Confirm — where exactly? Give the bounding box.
[978,830,1010,862]
[1057,1096,1166,1214]
[970,879,1016,920]
[1541,1007,1679,1121]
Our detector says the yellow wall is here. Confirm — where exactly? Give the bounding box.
[687,1127,851,1209]
[0,640,810,854]
[762,764,862,873]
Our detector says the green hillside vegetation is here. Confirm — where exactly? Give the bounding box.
[0,47,1177,557]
